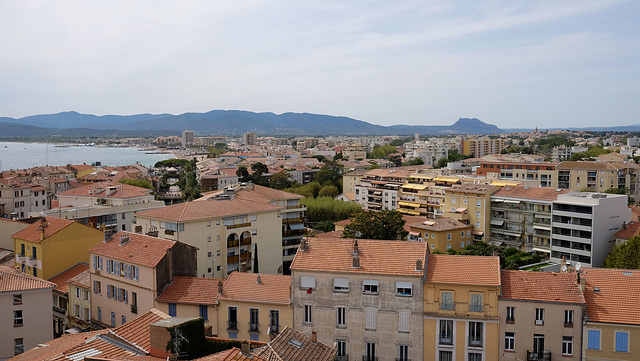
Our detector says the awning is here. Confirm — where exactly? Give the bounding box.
[532,247,551,253]
[411,175,434,180]
[490,220,505,226]
[504,200,521,204]
[397,209,411,214]
[290,223,304,230]
[407,210,421,215]
[472,231,484,236]
[398,201,420,208]
[409,231,420,236]
[489,241,503,246]
[491,182,518,187]
[533,225,550,231]
[492,199,504,203]
[387,183,402,187]
[456,208,468,213]
[413,184,428,190]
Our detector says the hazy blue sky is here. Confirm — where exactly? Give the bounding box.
[1,0,639,129]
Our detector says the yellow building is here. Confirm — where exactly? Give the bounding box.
[217,271,292,342]
[582,268,640,361]
[408,217,473,252]
[13,217,103,280]
[66,269,92,331]
[48,263,89,337]
[443,184,500,244]
[424,254,501,361]
[462,138,504,157]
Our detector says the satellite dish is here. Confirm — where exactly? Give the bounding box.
[576,262,582,271]
[561,264,567,272]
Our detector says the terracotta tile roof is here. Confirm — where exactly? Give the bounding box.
[253,326,336,361]
[157,276,222,305]
[425,254,501,286]
[0,265,56,292]
[630,205,640,218]
[12,217,76,243]
[89,231,177,267]
[218,272,291,305]
[614,221,640,240]
[493,185,571,201]
[409,217,471,232]
[49,263,89,294]
[57,181,153,198]
[9,330,107,361]
[194,347,267,361]
[136,198,281,222]
[247,184,304,200]
[582,268,640,325]
[290,237,427,277]
[68,269,91,288]
[500,270,585,304]
[316,230,344,238]
[114,308,170,352]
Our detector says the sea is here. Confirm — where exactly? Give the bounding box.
[0,142,173,171]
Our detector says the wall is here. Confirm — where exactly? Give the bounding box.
[0,289,53,360]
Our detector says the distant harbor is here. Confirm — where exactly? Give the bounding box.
[0,142,174,171]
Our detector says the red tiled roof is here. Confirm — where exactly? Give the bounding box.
[157,276,222,305]
[291,237,427,277]
[500,270,585,304]
[57,181,152,198]
[49,263,89,294]
[12,217,76,243]
[426,254,501,286]
[409,217,471,232]
[614,221,640,240]
[135,198,281,222]
[582,268,640,325]
[68,269,91,289]
[493,185,570,201]
[194,347,267,361]
[219,272,291,305]
[89,232,177,267]
[253,326,336,361]
[0,265,56,292]
[9,330,107,361]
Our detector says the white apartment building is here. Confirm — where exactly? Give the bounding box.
[550,192,631,267]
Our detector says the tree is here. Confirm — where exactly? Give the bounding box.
[403,158,424,166]
[236,166,249,182]
[343,210,408,240]
[318,185,339,198]
[436,158,448,168]
[603,236,640,269]
[119,178,153,190]
[269,171,293,190]
[301,196,362,226]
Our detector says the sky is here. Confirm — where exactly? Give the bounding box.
[1,0,639,129]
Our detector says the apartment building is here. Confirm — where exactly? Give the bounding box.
[443,184,501,243]
[155,276,220,334]
[398,174,448,218]
[343,144,367,160]
[408,217,473,252]
[475,161,558,188]
[291,237,427,361]
[582,268,640,361]
[48,263,89,337]
[66,269,92,331]
[217,272,292,342]
[0,178,48,219]
[200,168,239,191]
[499,270,585,361]
[88,231,197,329]
[355,168,416,211]
[45,181,165,233]
[342,169,369,195]
[490,186,570,253]
[557,161,639,199]
[462,138,504,157]
[550,192,631,267]
[0,265,55,360]
[13,217,103,280]
[182,130,194,147]
[424,254,501,361]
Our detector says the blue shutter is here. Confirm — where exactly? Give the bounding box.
[168,303,177,317]
[200,305,208,321]
[587,330,600,350]
[616,332,628,352]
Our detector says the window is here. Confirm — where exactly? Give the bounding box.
[615,331,629,352]
[476,211,481,218]
[468,353,482,361]
[228,332,237,339]
[447,243,452,250]
[504,332,515,351]
[470,294,483,312]
[303,305,312,324]
[477,200,481,207]
[122,315,126,325]
[564,310,573,326]
[439,320,453,345]
[399,310,410,332]
[398,344,409,361]
[333,278,349,292]
[228,307,238,330]
[439,351,453,361]
[441,292,453,310]
[587,329,600,350]
[447,233,452,240]
[461,231,465,238]
[506,306,515,322]
[469,322,483,347]
[168,303,177,317]
[97,307,102,322]
[535,308,544,325]
[13,294,22,305]
[464,198,468,204]
[336,307,346,328]
[250,333,259,341]
[269,310,279,334]
[460,241,465,248]
[14,338,24,355]
[475,221,480,228]
[13,310,23,327]
[300,276,316,290]
[467,230,471,237]
[207,236,211,242]
[365,308,376,330]
[395,281,412,296]
[200,305,209,321]
[452,197,456,204]
[111,312,116,327]
[207,251,212,257]
[363,280,379,294]
[249,308,259,331]
[337,339,347,358]
[562,336,573,355]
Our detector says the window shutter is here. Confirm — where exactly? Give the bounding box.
[588,330,600,349]
[366,309,376,330]
[399,311,410,332]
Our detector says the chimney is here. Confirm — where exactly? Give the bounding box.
[241,340,250,354]
[39,217,48,241]
[578,272,586,292]
[300,238,308,251]
[119,235,130,246]
[352,255,360,268]
[352,240,359,256]
[416,259,423,271]
[218,280,224,295]
[256,274,262,284]
[312,330,317,343]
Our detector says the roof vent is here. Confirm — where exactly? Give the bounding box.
[119,235,130,246]
[256,274,262,284]
[288,339,304,348]
[622,271,633,276]
[594,287,601,293]
[352,240,359,256]
[416,259,423,271]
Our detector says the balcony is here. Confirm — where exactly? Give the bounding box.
[439,336,453,345]
[227,321,238,330]
[362,357,378,361]
[227,253,251,264]
[469,338,483,347]
[227,239,239,248]
[268,324,279,335]
[227,222,251,229]
[53,305,66,314]
[336,356,349,361]
[282,239,301,247]
[249,322,260,332]
[527,350,551,361]
[239,237,251,246]
[282,217,304,224]
[283,229,305,238]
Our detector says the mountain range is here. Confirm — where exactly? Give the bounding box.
[0,110,504,137]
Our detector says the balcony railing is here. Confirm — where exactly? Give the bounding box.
[282,217,304,225]
[268,324,279,335]
[53,305,66,314]
[336,356,349,361]
[227,321,238,330]
[362,357,378,361]
[439,336,453,345]
[249,322,260,332]
[227,222,251,229]
[131,305,138,314]
[469,338,483,347]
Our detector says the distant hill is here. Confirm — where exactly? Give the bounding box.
[0,110,507,137]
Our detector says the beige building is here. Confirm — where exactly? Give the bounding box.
[217,272,292,342]
[423,254,501,361]
[499,270,585,361]
[66,269,92,331]
[462,138,504,157]
[291,237,427,361]
[444,184,501,244]
[342,169,369,195]
[408,217,473,252]
[557,161,640,200]
[48,263,89,337]
[243,132,258,146]
[0,218,28,250]
[355,167,417,211]
[0,265,56,359]
[89,231,197,329]
[343,144,367,160]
